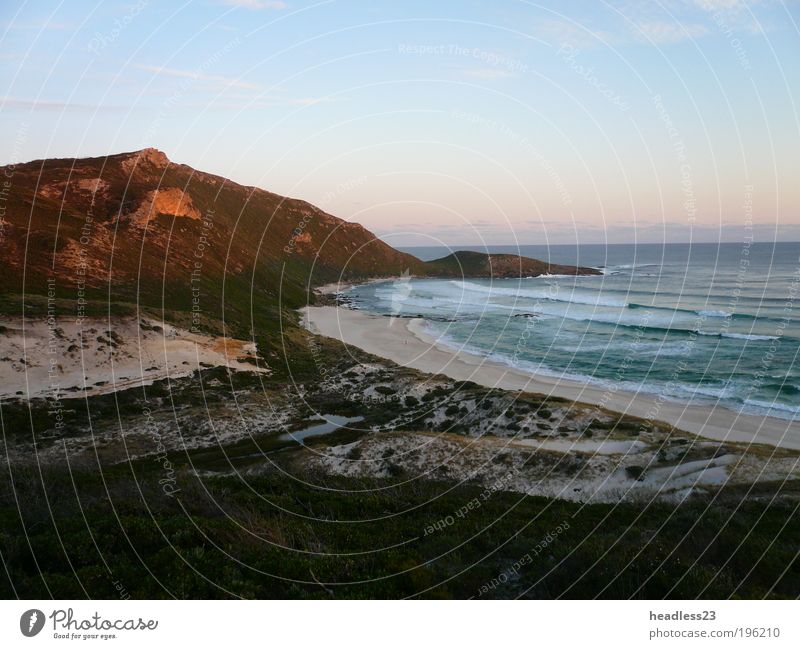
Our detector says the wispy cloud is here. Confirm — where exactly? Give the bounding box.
[135,64,260,90]
[633,21,709,43]
[185,95,336,109]
[692,0,768,33]
[536,2,769,51]
[693,0,749,11]
[533,19,616,49]
[0,97,121,111]
[222,0,287,9]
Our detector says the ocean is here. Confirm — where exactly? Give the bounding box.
[344,242,800,421]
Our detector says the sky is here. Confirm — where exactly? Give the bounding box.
[1,0,799,245]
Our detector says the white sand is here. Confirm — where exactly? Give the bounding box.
[0,316,267,400]
[302,306,800,450]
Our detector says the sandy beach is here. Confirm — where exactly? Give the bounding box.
[302,306,800,451]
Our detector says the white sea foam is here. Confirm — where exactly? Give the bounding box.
[350,255,800,422]
[721,332,778,341]
[451,280,630,308]
[697,309,731,318]
[742,399,800,415]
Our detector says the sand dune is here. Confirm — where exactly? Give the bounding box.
[0,316,267,400]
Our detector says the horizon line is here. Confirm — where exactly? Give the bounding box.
[394,240,800,247]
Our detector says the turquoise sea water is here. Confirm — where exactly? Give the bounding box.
[346,242,800,420]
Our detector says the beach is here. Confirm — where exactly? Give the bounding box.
[302,305,800,451]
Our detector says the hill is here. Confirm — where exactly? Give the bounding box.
[0,148,596,362]
[0,148,419,310]
[424,250,599,278]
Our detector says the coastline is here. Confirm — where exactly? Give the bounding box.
[301,305,800,451]
[313,277,400,295]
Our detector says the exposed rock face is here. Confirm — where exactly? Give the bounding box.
[76,178,110,194]
[127,187,202,226]
[37,177,111,200]
[120,147,169,174]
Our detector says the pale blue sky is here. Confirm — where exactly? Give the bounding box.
[2,0,799,244]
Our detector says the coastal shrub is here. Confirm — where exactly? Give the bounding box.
[445,405,459,416]
[522,453,542,467]
[625,465,647,481]
[1,461,797,599]
[404,396,419,407]
[537,408,551,419]
[385,462,403,477]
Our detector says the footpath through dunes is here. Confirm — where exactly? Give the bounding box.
[301,305,800,451]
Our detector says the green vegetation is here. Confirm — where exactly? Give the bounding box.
[1,357,798,599]
[0,461,796,599]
